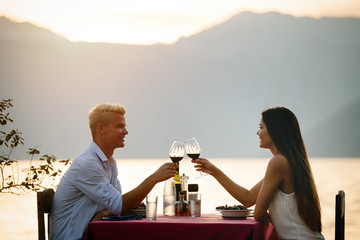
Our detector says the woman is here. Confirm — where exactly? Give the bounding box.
[193,107,324,239]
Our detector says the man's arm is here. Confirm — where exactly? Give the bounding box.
[121,162,177,215]
[91,209,113,222]
[74,159,124,215]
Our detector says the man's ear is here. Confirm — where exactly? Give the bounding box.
[97,123,105,135]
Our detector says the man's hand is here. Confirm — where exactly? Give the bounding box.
[90,209,114,222]
[152,162,177,182]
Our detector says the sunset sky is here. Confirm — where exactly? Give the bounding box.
[1,0,359,45]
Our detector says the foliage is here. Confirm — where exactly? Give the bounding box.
[0,99,71,194]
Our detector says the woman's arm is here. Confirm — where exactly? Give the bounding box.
[193,158,263,207]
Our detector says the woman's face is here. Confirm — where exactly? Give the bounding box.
[256,118,273,149]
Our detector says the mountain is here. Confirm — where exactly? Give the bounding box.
[0,12,359,159]
[306,97,360,157]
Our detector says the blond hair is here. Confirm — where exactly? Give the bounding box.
[88,103,126,138]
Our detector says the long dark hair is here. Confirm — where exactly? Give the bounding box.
[262,107,322,232]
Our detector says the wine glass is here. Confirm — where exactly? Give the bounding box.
[185,137,207,178]
[169,141,185,183]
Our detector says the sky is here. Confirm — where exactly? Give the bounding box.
[1,0,360,45]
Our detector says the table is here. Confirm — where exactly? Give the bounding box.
[85,214,278,240]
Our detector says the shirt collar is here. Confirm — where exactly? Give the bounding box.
[90,141,111,162]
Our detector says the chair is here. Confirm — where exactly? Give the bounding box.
[335,190,345,240]
[37,188,55,240]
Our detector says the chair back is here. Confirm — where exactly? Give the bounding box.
[37,188,55,240]
[335,190,345,240]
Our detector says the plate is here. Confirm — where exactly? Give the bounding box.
[101,214,143,221]
[127,207,146,216]
[219,209,253,219]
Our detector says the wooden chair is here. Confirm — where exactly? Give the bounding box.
[335,190,345,240]
[37,188,55,240]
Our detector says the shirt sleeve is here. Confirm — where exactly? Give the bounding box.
[72,157,123,215]
[111,160,122,192]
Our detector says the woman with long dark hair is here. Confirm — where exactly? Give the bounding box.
[193,107,324,239]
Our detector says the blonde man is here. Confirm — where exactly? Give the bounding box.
[50,103,177,240]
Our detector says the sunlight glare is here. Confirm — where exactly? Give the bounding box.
[1,0,359,45]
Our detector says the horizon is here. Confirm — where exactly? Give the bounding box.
[1,0,360,45]
[13,157,360,162]
[1,158,360,240]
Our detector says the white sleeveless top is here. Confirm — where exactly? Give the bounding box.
[268,190,325,240]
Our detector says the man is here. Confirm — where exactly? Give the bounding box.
[50,103,177,240]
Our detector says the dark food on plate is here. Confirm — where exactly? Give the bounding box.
[216,204,248,210]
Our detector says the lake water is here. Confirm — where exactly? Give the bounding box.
[0,158,359,240]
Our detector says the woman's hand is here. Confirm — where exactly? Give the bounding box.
[191,158,219,176]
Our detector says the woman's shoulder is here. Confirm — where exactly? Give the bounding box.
[268,154,289,172]
[267,154,293,192]
[271,154,287,162]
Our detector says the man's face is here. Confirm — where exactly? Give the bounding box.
[102,113,128,149]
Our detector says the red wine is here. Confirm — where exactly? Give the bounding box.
[170,156,183,163]
[187,153,200,159]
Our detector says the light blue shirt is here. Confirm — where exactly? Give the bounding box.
[50,141,123,240]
